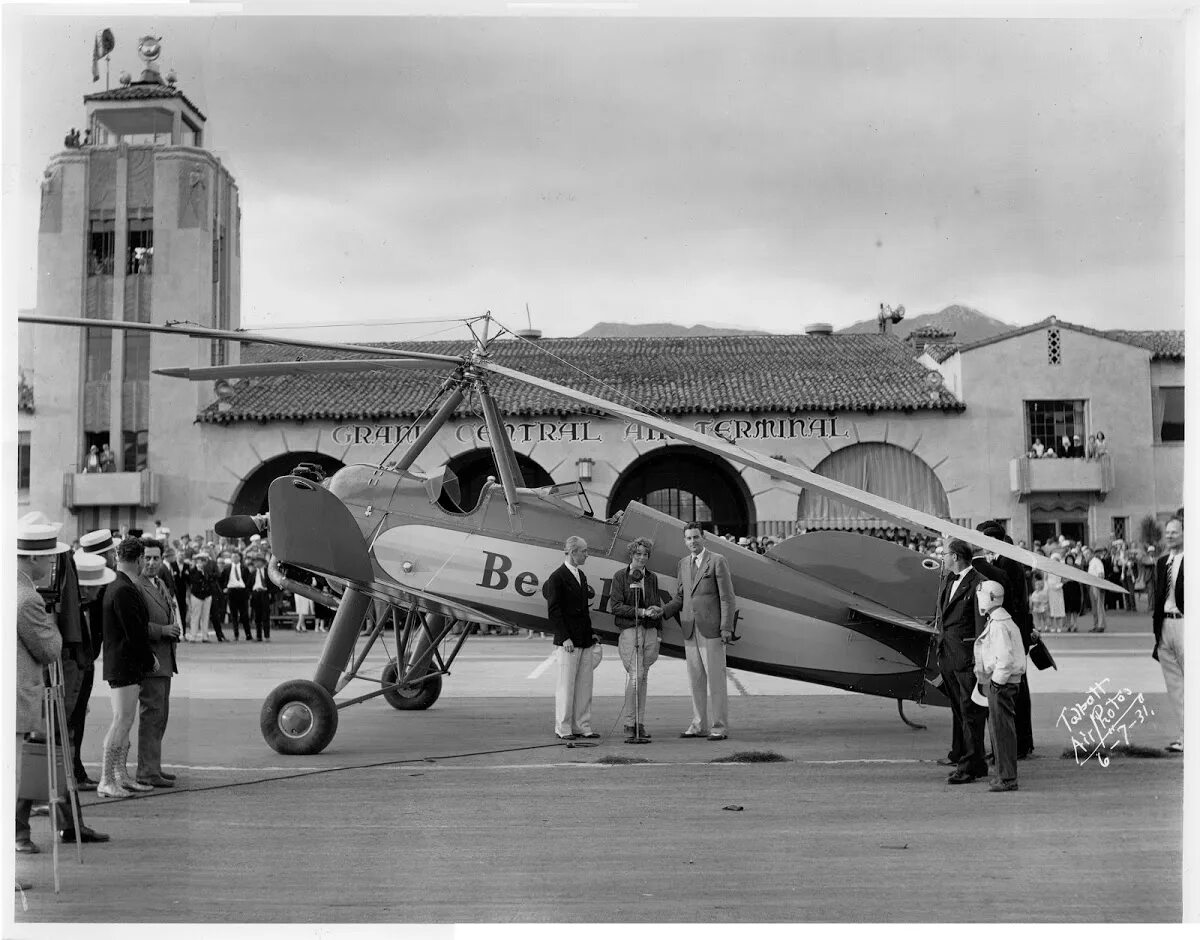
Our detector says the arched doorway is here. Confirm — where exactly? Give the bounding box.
[443,448,555,513]
[608,445,754,537]
[797,442,949,529]
[231,451,347,515]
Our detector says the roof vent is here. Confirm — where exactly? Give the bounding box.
[514,328,542,341]
[804,323,833,335]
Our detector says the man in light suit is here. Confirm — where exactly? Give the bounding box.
[1152,516,1184,753]
[220,550,253,642]
[936,539,988,783]
[662,522,737,741]
[543,536,599,740]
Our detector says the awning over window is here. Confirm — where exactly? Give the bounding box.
[797,442,950,530]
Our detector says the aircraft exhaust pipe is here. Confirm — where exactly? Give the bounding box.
[267,559,341,612]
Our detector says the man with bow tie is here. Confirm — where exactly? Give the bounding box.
[936,539,989,784]
[1152,516,1184,753]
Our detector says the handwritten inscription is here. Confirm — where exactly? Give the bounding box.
[1056,678,1154,766]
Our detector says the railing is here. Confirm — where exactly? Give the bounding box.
[1009,453,1114,497]
[63,469,158,510]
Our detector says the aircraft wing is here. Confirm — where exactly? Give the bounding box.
[482,362,1125,595]
[357,577,515,630]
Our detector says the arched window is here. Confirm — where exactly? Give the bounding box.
[797,442,949,529]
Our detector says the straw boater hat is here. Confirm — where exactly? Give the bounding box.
[74,551,117,586]
[79,528,116,555]
[16,512,70,556]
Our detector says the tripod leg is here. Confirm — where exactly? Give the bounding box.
[54,683,83,862]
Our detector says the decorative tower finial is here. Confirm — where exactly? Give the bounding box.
[137,35,164,83]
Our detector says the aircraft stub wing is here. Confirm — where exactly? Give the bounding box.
[481,361,1125,596]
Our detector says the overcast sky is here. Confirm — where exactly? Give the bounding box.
[3,5,1188,339]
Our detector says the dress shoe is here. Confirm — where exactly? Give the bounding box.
[14,879,31,892]
[988,781,1019,792]
[159,771,177,782]
[578,732,601,739]
[935,758,956,767]
[76,776,98,791]
[679,730,708,738]
[59,826,110,844]
[946,772,979,785]
[136,775,175,788]
[555,733,579,740]
[1017,749,1035,761]
[707,732,728,741]
[15,838,40,854]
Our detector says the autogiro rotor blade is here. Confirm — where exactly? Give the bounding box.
[155,359,447,380]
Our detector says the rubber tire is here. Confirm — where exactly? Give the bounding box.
[382,660,443,711]
[261,679,339,755]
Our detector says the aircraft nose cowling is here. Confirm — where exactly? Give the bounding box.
[266,475,374,585]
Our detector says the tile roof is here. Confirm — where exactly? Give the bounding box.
[84,83,207,121]
[954,317,1185,360]
[196,333,963,425]
[1103,329,1185,360]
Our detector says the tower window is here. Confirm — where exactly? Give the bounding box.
[127,216,153,275]
[88,217,115,276]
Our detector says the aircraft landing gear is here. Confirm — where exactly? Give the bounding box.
[261,679,339,755]
[382,661,443,711]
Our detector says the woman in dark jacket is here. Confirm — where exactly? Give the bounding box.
[1062,552,1085,632]
[610,537,664,738]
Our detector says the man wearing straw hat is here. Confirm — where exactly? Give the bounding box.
[73,528,116,791]
[15,515,67,860]
[16,516,112,850]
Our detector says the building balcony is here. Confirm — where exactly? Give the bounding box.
[64,470,159,511]
[1009,454,1114,498]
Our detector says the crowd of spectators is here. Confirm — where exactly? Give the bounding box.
[1026,431,1108,460]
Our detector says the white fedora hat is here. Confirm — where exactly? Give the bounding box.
[74,551,116,586]
[17,512,70,556]
[79,528,116,554]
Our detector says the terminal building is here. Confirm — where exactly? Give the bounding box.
[19,44,1185,548]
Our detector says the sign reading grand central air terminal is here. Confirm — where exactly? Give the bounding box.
[330,415,854,447]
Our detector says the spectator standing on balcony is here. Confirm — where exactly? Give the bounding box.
[1031,439,1045,458]
[1093,431,1108,458]
[1068,435,1084,458]
[99,444,116,473]
[1058,435,1073,459]
[83,445,101,473]
[1085,434,1099,458]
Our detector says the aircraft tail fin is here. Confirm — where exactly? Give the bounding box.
[767,530,941,622]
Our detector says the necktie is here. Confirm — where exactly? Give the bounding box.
[1167,555,1178,605]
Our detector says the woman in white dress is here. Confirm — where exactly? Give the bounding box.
[1045,552,1067,632]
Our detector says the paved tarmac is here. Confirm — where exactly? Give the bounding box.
[10,610,1185,924]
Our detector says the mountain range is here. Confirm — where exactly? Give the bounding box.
[578,304,1015,345]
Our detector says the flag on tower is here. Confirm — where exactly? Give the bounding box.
[92,29,115,82]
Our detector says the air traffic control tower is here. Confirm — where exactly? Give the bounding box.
[30,35,241,535]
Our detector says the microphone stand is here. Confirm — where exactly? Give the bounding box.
[625,576,650,745]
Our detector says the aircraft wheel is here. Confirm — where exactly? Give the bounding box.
[261,679,339,755]
[382,660,443,711]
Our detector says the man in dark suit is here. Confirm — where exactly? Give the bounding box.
[937,538,988,783]
[661,522,738,741]
[248,554,277,642]
[1152,516,1184,753]
[972,521,1036,759]
[166,549,189,625]
[542,536,598,740]
[220,550,254,641]
[134,538,180,787]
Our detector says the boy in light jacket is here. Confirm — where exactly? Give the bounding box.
[973,580,1027,792]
